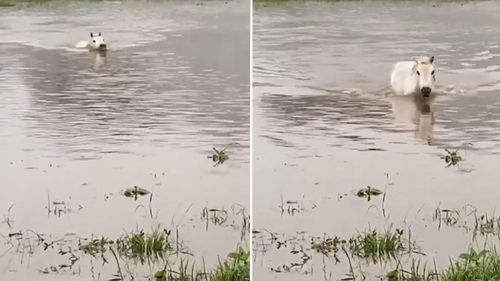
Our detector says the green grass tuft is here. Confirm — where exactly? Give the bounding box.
[209,247,250,281]
[152,247,249,281]
[349,229,405,262]
[441,249,500,280]
[116,228,172,263]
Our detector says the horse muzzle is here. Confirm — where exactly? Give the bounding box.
[421,87,432,97]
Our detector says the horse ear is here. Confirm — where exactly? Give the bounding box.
[90,32,93,38]
[98,32,101,36]
[430,56,435,64]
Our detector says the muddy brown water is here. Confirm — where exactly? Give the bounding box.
[253,1,500,280]
[0,1,249,279]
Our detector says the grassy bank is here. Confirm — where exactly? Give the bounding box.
[0,0,222,7]
[0,0,104,7]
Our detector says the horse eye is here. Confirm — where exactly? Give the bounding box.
[432,70,435,75]
[416,71,420,76]
[93,40,96,43]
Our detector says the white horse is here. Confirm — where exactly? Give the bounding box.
[76,32,107,51]
[390,56,435,97]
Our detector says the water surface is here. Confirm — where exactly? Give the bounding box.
[0,1,249,279]
[253,1,500,280]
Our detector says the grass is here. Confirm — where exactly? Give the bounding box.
[116,228,172,263]
[123,185,150,200]
[154,260,203,281]
[348,229,405,262]
[440,249,500,280]
[152,247,249,281]
[356,186,383,202]
[209,247,250,281]
[385,259,437,281]
[0,0,104,6]
[385,249,500,281]
[76,229,249,280]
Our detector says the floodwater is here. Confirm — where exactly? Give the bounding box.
[253,1,500,280]
[0,1,249,280]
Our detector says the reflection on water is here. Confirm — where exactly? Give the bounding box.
[0,1,249,280]
[89,50,107,70]
[389,94,436,143]
[254,1,500,280]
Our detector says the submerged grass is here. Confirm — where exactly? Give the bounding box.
[79,237,111,256]
[385,259,437,281]
[311,235,344,256]
[433,206,500,236]
[202,207,229,227]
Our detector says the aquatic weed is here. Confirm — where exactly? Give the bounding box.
[473,214,500,236]
[278,194,308,215]
[123,186,150,200]
[441,149,462,167]
[208,147,229,167]
[356,186,383,202]
[201,207,229,228]
[311,235,344,260]
[79,237,111,256]
[434,208,462,228]
[270,246,311,274]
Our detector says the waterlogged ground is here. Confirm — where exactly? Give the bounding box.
[0,1,249,280]
[253,1,500,280]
